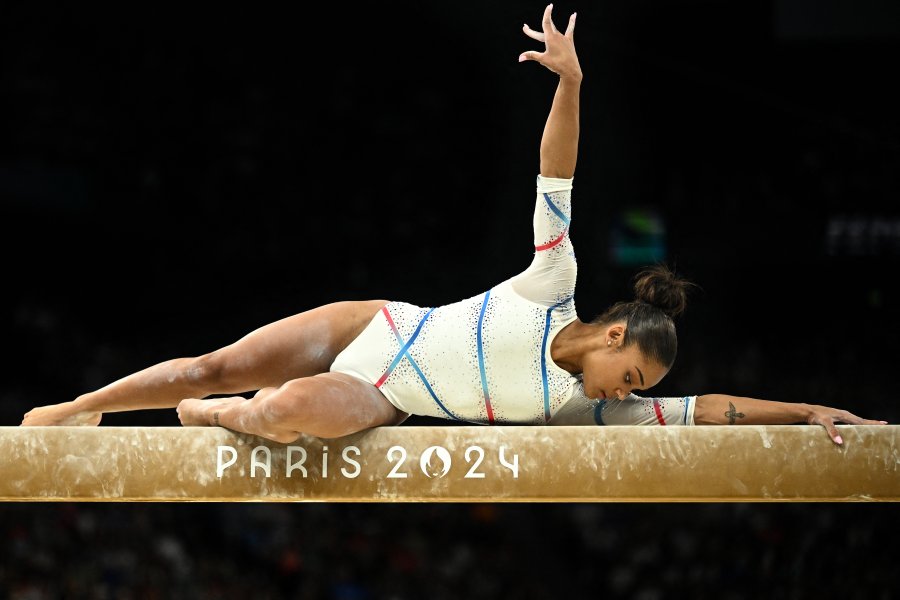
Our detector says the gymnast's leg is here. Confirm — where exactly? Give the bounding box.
[176,372,407,443]
[21,300,389,426]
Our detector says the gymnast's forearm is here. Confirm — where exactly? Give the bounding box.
[693,394,811,426]
[539,74,581,179]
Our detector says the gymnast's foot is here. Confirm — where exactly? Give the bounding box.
[21,401,102,426]
[177,396,246,427]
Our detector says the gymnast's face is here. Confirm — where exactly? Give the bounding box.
[581,327,668,400]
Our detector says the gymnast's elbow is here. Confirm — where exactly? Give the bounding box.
[693,393,754,425]
[692,394,721,426]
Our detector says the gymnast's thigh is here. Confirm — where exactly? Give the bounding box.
[284,372,410,438]
[205,300,389,391]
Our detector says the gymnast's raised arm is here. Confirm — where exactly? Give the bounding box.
[520,4,582,179]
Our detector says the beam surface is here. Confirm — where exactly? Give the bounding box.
[1,425,897,502]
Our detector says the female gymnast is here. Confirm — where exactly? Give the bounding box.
[21,6,885,445]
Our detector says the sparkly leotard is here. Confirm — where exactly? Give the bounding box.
[330,175,696,426]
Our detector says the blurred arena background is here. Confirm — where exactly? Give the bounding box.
[1,1,897,598]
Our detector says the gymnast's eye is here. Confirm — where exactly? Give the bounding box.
[625,373,631,384]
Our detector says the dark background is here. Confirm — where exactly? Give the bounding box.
[1,1,897,598]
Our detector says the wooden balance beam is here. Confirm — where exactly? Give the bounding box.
[0,425,896,502]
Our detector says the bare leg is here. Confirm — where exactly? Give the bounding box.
[22,300,389,426]
[177,373,408,442]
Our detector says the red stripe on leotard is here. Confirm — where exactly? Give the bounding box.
[535,228,568,251]
[381,305,399,336]
[375,307,399,388]
[652,399,667,426]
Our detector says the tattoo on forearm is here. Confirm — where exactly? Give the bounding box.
[213,411,220,427]
[724,401,745,425]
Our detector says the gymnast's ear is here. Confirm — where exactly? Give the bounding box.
[604,323,626,347]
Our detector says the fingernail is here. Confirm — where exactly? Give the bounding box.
[835,435,843,445]
[572,12,577,19]
[881,421,888,424]
[518,54,526,62]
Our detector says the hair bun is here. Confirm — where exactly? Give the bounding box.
[632,264,695,318]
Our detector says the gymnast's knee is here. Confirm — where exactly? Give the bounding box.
[264,429,303,444]
[250,382,310,441]
[183,350,242,391]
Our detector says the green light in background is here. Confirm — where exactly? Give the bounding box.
[609,206,667,266]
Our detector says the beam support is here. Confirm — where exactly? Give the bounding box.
[1,425,897,502]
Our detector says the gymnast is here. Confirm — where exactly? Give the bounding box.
[21,5,885,445]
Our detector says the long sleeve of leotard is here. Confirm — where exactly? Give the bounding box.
[509,175,578,307]
[549,393,698,426]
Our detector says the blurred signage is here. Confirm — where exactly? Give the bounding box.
[825,215,900,257]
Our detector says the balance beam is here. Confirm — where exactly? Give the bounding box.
[1,426,896,502]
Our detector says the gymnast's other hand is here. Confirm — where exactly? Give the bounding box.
[805,404,888,446]
[520,4,582,80]
[21,401,102,427]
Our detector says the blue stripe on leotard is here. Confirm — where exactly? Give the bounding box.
[477,290,495,424]
[377,307,435,388]
[543,193,571,226]
[540,296,573,423]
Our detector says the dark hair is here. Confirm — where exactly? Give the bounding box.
[591,264,696,369]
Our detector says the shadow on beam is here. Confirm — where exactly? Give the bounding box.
[1,426,897,502]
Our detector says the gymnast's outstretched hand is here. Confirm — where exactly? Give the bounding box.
[520,4,582,80]
[805,404,888,445]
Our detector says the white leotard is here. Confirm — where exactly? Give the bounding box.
[330,175,697,426]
